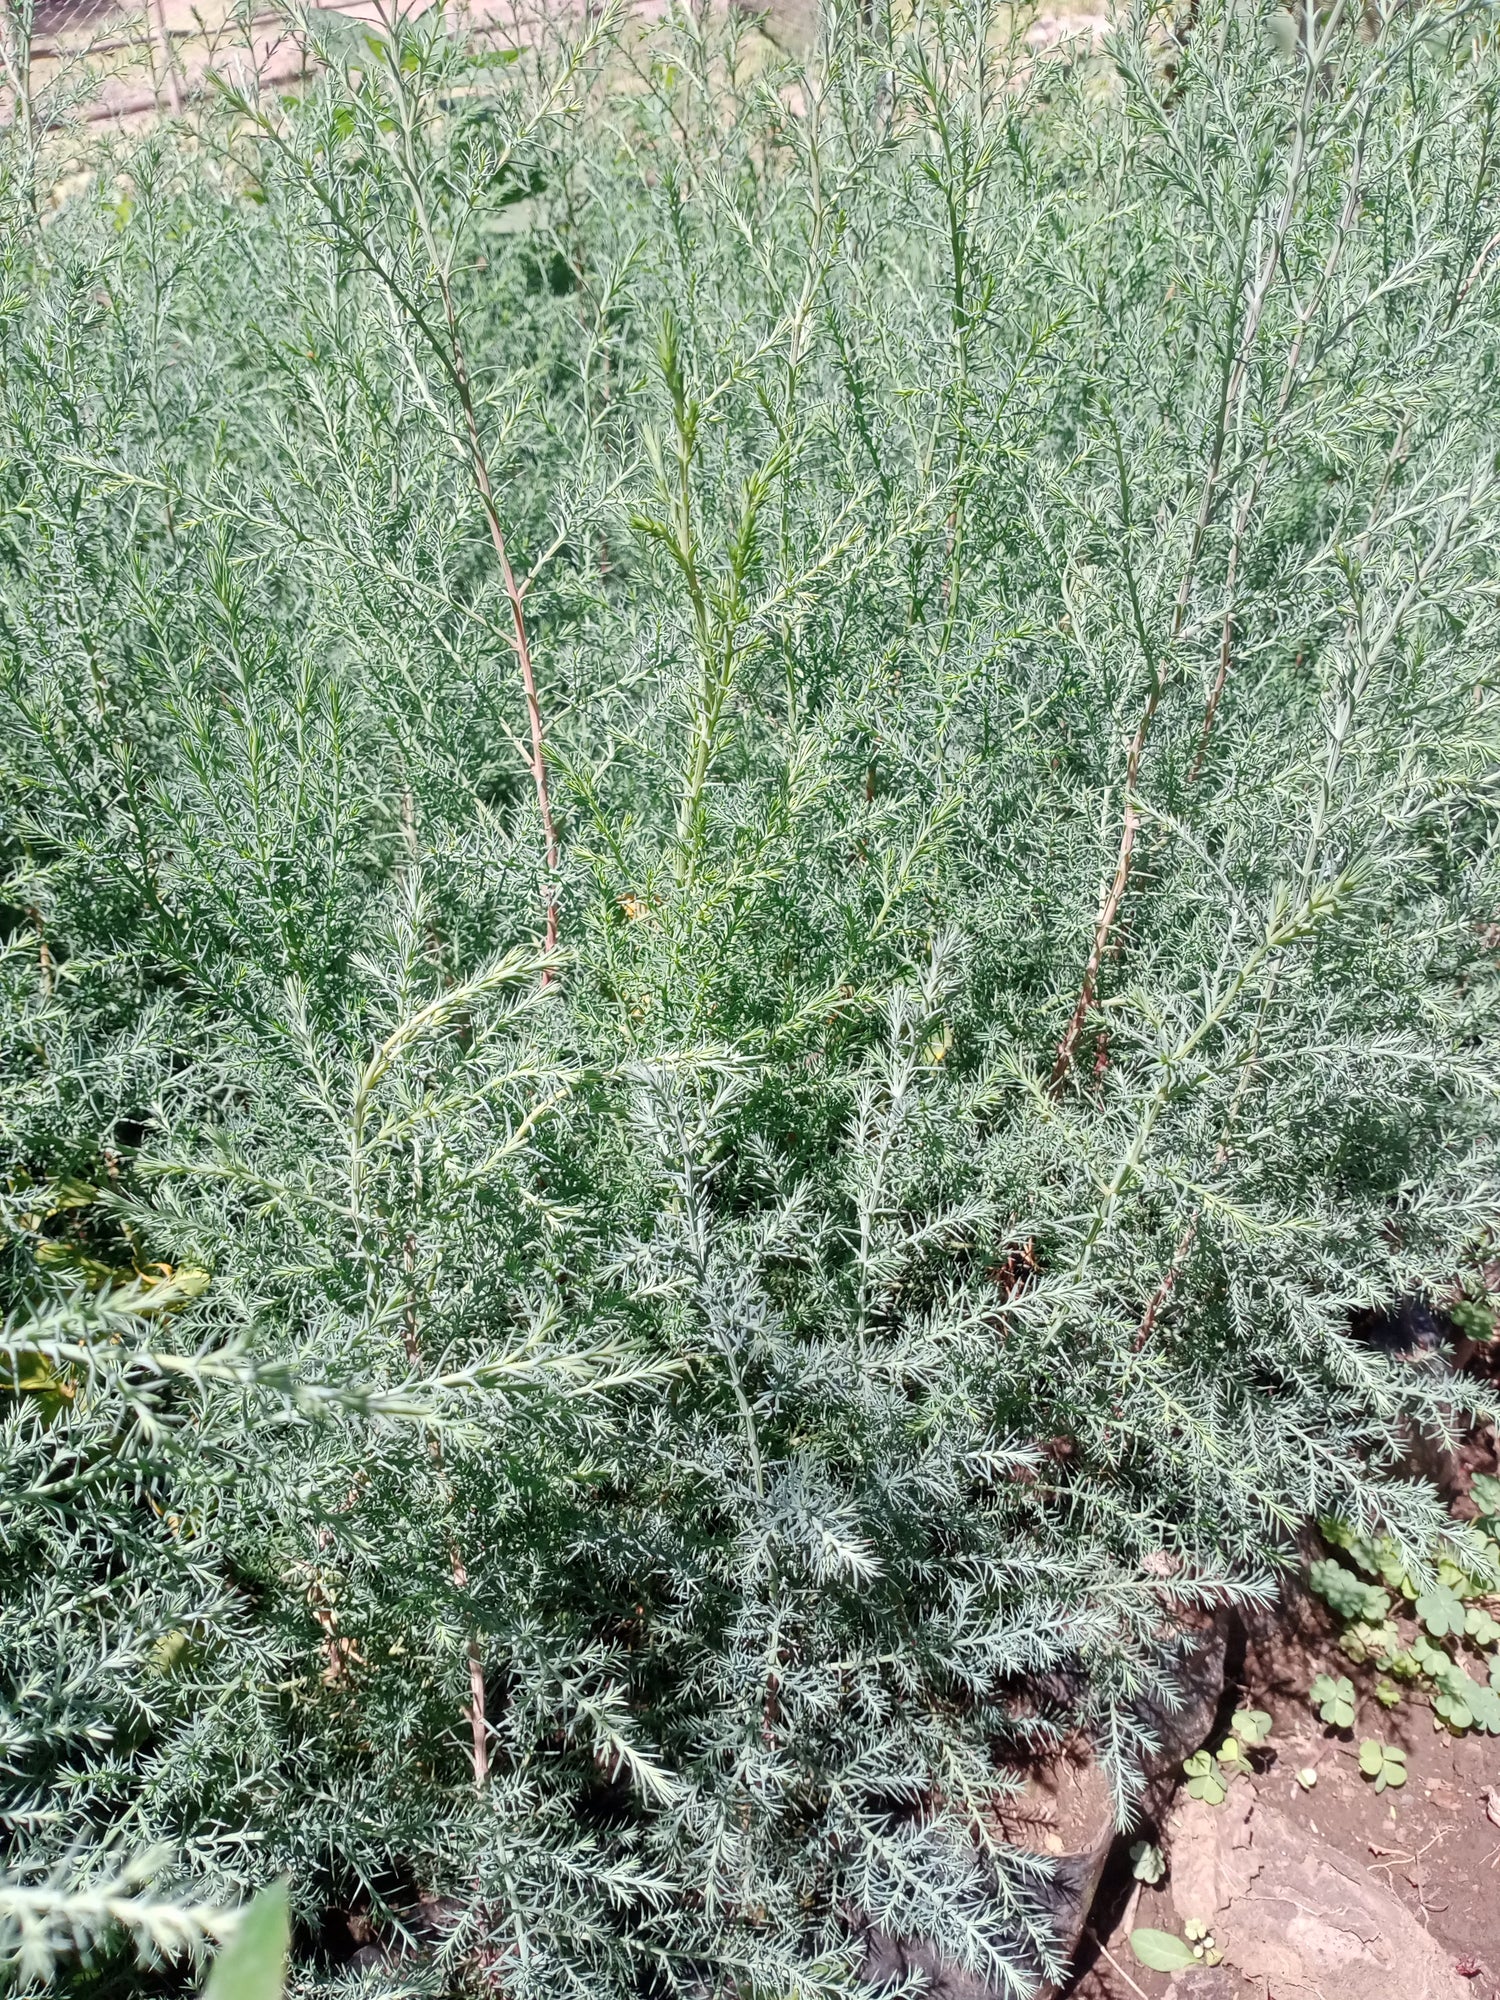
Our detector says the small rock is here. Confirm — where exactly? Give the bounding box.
[1165,1784,1472,2000]
[1168,1784,1259,1928]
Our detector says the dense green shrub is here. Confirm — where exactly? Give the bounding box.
[5,0,1500,1992]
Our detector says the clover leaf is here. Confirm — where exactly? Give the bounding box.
[1410,1632,1453,1679]
[1339,1618,1399,1664]
[1432,1687,1473,1732]
[1215,1734,1252,1774]
[1308,1559,1390,1624]
[1181,1919,1223,1965]
[1356,1531,1410,1593]
[1182,1750,1228,1804]
[1230,1706,1272,1746]
[1357,1738,1406,1792]
[1468,1678,1500,1734]
[1437,1558,1477,1598]
[1308,1672,1356,1728]
[1472,1472,1500,1526]
[1416,1580,1467,1638]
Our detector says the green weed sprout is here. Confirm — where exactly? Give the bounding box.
[1183,1752,1229,1805]
[1129,1841,1166,1886]
[1309,1675,1357,1729]
[1357,1740,1407,1793]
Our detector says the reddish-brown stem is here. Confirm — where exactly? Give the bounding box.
[447,1545,491,1790]
[28,906,53,998]
[1049,684,1159,1091]
[1132,1215,1200,1354]
[393,849,487,1783]
[272,39,563,960]
[1052,108,1327,1091]
[461,410,559,959]
[438,283,559,964]
[149,0,183,113]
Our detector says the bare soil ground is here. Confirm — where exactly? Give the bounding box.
[24,0,824,130]
[21,0,1108,136]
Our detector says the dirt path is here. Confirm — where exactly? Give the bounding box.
[20,0,823,129]
[19,0,1107,131]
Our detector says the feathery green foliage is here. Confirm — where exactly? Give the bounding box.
[4,0,1500,1992]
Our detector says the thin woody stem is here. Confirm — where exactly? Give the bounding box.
[321,5,564,966]
[359,18,565,1787]
[149,0,182,114]
[1051,12,1344,1092]
[433,273,560,963]
[1048,686,1158,1090]
[1132,1214,1199,1354]
[1191,117,1369,779]
[394,806,489,1789]
[230,55,564,966]
[0,0,39,222]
